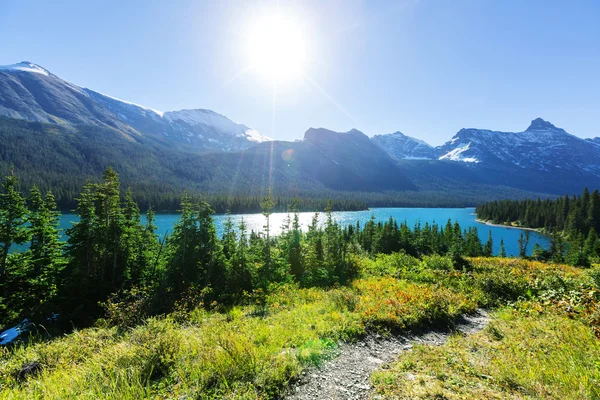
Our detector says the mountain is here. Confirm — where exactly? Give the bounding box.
[1,61,600,209]
[301,128,416,190]
[0,62,269,153]
[371,131,437,160]
[436,118,600,176]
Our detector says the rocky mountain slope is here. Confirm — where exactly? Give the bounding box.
[371,131,437,160]
[0,62,269,153]
[436,118,600,176]
[587,137,600,146]
[372,118,600,183]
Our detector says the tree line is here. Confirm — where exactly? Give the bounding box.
[0,167,539,331]
[476,188,600,266]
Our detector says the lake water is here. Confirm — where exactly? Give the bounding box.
[53,208,548,257]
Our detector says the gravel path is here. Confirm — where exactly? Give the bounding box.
[284,310,490,400]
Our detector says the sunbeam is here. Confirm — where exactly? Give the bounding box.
[301,72,359,126]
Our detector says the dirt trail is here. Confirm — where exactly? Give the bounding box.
[285,310,490,400]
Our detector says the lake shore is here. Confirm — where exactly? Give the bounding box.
[475,219,542,233]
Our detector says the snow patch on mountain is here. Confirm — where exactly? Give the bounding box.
[164,109,271,143]
[245,129,270,143]
[439,142,479,163]
[371,131,436,160]
[0,62,49,76]
[89,90,164,117]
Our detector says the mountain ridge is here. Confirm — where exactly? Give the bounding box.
[0,61,270,153]
[1,61,600,208]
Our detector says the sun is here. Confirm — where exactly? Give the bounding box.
[245,12,308,84]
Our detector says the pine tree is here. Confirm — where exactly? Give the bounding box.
[566,233,590,267]
[518,232,530,258]
[499,238,507,258]
[230,217,253,295]
[142,206,161,283]
[165,194,222,298]
[27,187,65,311]
[65,180,97,285]
[121,188,155,287]
[0,171,29,281]
[222,212,237,260]
[94,167,125,291]
[288,203,304,280]
[483,231,493,256]
[552,234,565,264]
[532,243,548,261]
[588,189,600,233]
[259,189,275,291]
[584,229,599,260]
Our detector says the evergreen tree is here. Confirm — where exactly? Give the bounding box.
[532,243,549,261]
[287,204,304,280]
[499,238,506,258]
[165,194,223,299]
[588,189,600,233]
[566,233,590,268]
[259,189,275,291]
[222,212,237,261]
[584,229,599,260]
[518,232,530,258]
[63,180,98,316]
[0,171,29,281]
[484,231,493,256]
[229,217,253,295]
[26,187,65,313]
[121,188,156,287]
[94,167,125,291]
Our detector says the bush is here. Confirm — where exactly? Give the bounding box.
[421,254,453,271]
[101,286,152,329]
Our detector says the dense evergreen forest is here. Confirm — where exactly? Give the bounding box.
[476,188,600,266]
[0,167,502,331]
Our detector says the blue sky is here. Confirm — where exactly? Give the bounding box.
[1,0,599,145]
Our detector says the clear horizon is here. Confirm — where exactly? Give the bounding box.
[2,0,599,145]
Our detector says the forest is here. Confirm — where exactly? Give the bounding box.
[1,166,498,330]
[476,188,600,266]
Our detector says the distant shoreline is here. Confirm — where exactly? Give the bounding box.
[475,219,542,233]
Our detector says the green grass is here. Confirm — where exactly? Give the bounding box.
[0,278,473,399]
[371,305,600,399]
[0,256,597,399]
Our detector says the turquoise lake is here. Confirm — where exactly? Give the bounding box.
[53,208,548,257]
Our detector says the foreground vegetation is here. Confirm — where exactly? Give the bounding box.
[2,255,599,399]
[372,305,600,399]
[2,168,600,399]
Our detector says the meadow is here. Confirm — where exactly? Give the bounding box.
[1,254,598,399]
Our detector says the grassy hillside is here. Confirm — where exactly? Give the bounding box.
[372,306,600,399]
[1,256,598,399]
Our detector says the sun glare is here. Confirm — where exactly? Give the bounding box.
[245,12,308,84]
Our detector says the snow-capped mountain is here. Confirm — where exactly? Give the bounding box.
[371,131,437,160]
[436,118,600,176]
[0,61,269,152]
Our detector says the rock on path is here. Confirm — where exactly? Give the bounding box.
[285,310,490,400]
